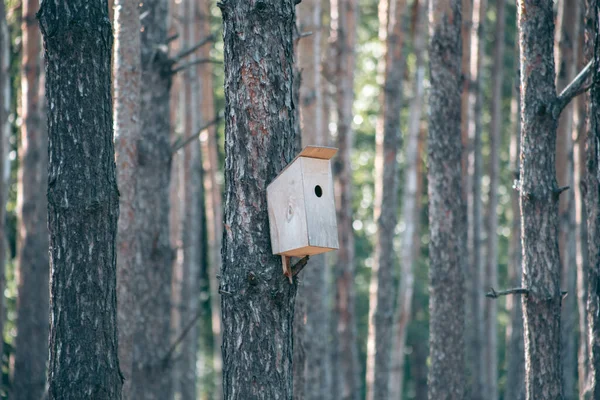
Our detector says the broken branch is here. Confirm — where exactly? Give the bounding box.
[171,117,221,154]
[171,35,214,63]
[556,59,594,114]
[162,309,203,365]
[291,256,310,277]
[486,287,529,299]
[170,58,222,75]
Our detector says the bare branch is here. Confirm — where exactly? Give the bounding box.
[171,35,215,63]
[556,59,594,114]
[555,185,571,196]
[170,58,222,75]
[171,117,221,154]
[486,287,529,299]
[162,309,203,365]
[166,33,179,44]
[291,256,310,277]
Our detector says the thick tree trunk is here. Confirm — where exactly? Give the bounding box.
[518,0,564,397]
[365,0,406,398]
[585,1,600,397]
[13,0,49,397]
[296,0,331,399]
[484,0,505,398]
[555,1,579,396]
[197,0,224,396]
[467,0,485,396]
[427,0,466,398]
[388,1,426,398]
[504,51,526,400]
[38,1,123,398]
[218,0,298,398]
[113,0,142,396]
[331,0,360,398]
[133,0,174,397]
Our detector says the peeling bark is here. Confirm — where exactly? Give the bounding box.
[219,0,298,398]
[13,0,49,397]
[427,0,466,398]
[39,1,123,398]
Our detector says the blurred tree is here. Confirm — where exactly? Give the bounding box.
[427,0,466,398]
[38,0,122,398]
[0,0,8,395]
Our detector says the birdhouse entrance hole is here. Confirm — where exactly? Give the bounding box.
[315,185,323,198]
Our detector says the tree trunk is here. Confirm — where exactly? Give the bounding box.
[113,0,142,396]
[331,0,360,397]
[39,1,123,398]
[13,0,49,397]
[133,0,174,397]
[296,0,331,399]
[427,0,466,398]
[518,0,565,397]
[0,0,9,394]
[555,0,580,396]
[467,0,485,396]
[365,0,406,398]
[218,0,298,398]
[484,0,505,398]
[585,1,600,397]
[197,0,224,396]
[504,47,526,400]
[388,1,426,398]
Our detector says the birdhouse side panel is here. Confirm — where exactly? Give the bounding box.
[300,157,339,250]
[267,160,309,255]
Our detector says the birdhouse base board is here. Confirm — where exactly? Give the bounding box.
[277,245,336,258]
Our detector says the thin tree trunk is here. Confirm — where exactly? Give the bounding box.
[555,0,580,396]
[296,0,331,398]
[427,0,466,398]
[218,0,298,397]
[13,0,49,397]
[484,0,505,398]
[365,0,406,398]
[518,0,567,397]
[113,0,142,396]
[39,1,123,398]
[388,1,426,398]
[133,0,174,397]
[504,47,526,400]
[331,0,360,397]
[585,1,600,397]
[197,0,224,396]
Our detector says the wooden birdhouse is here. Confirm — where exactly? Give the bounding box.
[267,146,339,278]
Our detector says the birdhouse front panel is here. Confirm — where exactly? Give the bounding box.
[267,145,340,258]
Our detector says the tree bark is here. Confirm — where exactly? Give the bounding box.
[388,1,426,398]
[484,0,505,398]
[13,0,49,397]
[365,0,406,398]
[132,0,174,397]
[113,0,142,396]
[555,0,580,396]
[585,0,600,397]
[38,1,123,398]
[197,0,224,396]
[518,0,564,397]
[504,46,526,400]
[295,0,331,398]
[218,0,298,398]
[427,0,466,398]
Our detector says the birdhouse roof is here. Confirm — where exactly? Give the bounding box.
[272,146,338,180]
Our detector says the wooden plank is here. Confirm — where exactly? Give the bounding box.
[298,145,338,160]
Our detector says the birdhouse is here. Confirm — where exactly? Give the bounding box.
[267,146,339,277]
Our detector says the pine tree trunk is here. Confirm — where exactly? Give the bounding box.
[365,0,406,398]
[113,0,142,396]
[427,0,466,398]
[504,49,526,400]
[39,1,123,398]
[331,0,360,397]
[13,0,49,397]
[518,0,564,397]
[555,1,579,396]
[388,1,426,398]
[218,0,298,398]
[296,0,331,398]
[197,0,224,396]
[585,0,600,397]
[133,0,174,397]
[484,0,505,398]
